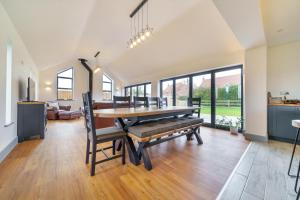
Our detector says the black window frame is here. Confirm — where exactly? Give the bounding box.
[57,67,74,100]
[160,65,243,131]
[125,82,151,98]
[102,74,113,101]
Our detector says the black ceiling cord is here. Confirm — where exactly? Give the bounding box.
[130,0,148,18]
[94,51,100,58]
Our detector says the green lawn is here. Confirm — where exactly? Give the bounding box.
[200,106,241,117]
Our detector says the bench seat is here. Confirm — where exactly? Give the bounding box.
[128,117,202,139]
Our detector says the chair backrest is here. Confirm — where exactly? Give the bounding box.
[159,97,168,107]
[113,96,131,108]
[147,97,159,107]
[134,96,148,108]
[82,92,97,142]
[188,97,201,117]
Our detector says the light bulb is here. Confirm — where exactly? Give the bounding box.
[141,33,146,41]
[137,37,141,43]
[133,40,137,46]
[145,31,151,37]
[130,43,134,48]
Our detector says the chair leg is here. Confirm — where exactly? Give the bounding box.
[288,128,300,177]
[116,140,122,151]
[112,140,116,155]
[122,137,126,165]
[86,138,90,164]
[90,143,97,176]
[297,190,300,200]
[295,157,300,193]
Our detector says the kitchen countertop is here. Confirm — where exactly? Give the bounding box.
[269,103,300,107]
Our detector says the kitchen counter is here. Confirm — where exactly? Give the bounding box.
[269,103,300,107]
[268,105,300,143]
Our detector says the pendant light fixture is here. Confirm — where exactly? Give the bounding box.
[127,0,153,49]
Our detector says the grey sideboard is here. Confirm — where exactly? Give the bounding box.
[268,104,300,143]
[17,102,47,142]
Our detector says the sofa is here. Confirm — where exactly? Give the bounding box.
[93,102,115,129]
[47,101,82,120]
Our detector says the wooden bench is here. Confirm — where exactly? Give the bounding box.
[127,117,203,170]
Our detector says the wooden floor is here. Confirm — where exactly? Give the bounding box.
[0,119,249,200]
[219,140,300,200]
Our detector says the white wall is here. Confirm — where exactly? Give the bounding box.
[39,60,89,109]
[39,60,124,109]
[0,3,39,161]
[267,40,300,99]
[244,46,268,138]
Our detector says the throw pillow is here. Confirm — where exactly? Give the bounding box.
[48,102,59,110]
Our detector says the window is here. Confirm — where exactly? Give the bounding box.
[125,82,151,100]
[102,74,112,100]
[192,74,211,123]
[5,43,13,126]
[161,80,174,105]
[160,65,243,130]
[176,77,189,106]
[57,68,73,100]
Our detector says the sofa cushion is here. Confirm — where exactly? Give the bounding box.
[128,117,202,138]
[58,110,81,120]
[48,102,59,109]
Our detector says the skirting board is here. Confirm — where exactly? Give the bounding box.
[244,133,268,142]
[0,136,18,163]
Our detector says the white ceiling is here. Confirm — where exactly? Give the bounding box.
[1,0,299,78]
[261,0,300,46]
[0,0,200,69]
[213,0,266,49]
[0,0,95,68]
[107,0,242,81]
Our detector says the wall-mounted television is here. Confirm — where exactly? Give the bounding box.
[27,77,36,101]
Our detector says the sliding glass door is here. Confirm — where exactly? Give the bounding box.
[160,65,243,130]
[192,74,211,123]
[215,68,242,126]
[125,82,152,101]
[175,77,189,106]
[162,80,174,106]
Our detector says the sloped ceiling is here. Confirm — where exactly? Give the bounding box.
[213,0,266,49]
[0,0,201,69]
[2,0,298,82]
[0,0,95,68]
[107,0,242,81]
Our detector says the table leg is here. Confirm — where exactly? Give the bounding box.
[117,118,140,165]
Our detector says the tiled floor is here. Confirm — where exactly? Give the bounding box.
[218,140,299,200]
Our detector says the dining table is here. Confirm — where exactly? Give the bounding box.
[93,106,199,165]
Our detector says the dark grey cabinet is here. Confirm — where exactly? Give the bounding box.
[17,102,47,142]
[268,105,300,142]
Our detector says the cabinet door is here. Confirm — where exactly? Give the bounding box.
[267,106,275,135]
[274,106,298,140]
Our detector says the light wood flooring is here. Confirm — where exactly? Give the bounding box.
[218,140,300,200]
[0,119,249,200]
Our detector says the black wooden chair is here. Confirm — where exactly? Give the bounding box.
[113,96,131,108]
[147,97,159,107]
[159,97,168,107]
[188,97,202,118]
[82,92,126,176]
[134,97,148,108]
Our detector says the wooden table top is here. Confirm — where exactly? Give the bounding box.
[94,106,199,118]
